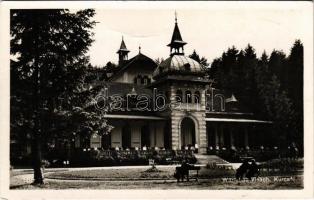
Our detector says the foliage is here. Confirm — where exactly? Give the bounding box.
[189,49,209,67]
[259,158,303,173]
[10,9,113,183]
[155,57,165,65]
[209,41,303,148]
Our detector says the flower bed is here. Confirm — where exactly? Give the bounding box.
[50,149,197,167]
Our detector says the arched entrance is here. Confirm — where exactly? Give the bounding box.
[180,117,196,148]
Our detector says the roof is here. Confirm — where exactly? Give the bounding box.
[205,118,272,124]
[98,82,152,96]
[167,22,187,47]
[153,55,206,78]
[117,38,129,53]
[109,53,157,81]
[104,114,165,120]
[205,88,252,113]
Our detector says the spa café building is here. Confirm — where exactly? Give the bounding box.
[79,17,272,155]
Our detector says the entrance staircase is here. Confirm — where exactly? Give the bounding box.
[194,154,229,165]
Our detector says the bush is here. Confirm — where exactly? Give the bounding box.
[67,149,197,167]
[259,158,303,172]
[41,160,50,168]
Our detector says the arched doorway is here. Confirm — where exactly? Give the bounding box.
[180,117,196,148]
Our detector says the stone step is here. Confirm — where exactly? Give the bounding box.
[194,154,229,165]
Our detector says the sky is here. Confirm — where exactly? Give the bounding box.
[87,3,311,67]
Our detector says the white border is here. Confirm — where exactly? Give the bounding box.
[0,1,313,199]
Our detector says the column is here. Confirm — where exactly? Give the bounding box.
[198,113,207,154]
[149,123,156,147]
[215,124,219,147]
[230,126,235,148]
[170,112,180,150]
[244,126,249,147]
[155,122,165,147]
[200,89,206,110]
[219,125,224,147]
[111,126,122,148]
[131,123,141,148]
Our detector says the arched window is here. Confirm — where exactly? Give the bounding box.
[194,91,200,104]
[185,90,192,103]
[176,90,183,102]
[134,75,142,85]
[184,63,191,71]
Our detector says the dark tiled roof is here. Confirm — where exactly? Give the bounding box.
[98,82,152,96]
[109,53,157,81]
[153,55,206,79]
[117,38,129,53]
[167,22,187,47]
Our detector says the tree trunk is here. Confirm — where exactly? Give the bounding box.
[32,133,44,184]
[32,36,44,184]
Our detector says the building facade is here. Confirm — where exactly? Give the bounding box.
[81,15,272,155]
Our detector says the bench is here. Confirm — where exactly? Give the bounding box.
[174,164,201,182]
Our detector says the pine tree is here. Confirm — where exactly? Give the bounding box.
[268,50,287,87]
[189,49,209,67]
[255,52,293,146]
[10,9,110,184]
[286,40,304,147]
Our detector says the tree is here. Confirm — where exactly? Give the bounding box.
[155,57,164,65]
[10,9,102,184]
[268,50,287,86]
[209,42,302,147]
[286,40,303,146]
[237,44,259,112]
[255,53,293,145]
[189,50,209,67]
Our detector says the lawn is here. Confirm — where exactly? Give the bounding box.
[11,164,303,190]
[45,166,235,180]
[11,175,303,190]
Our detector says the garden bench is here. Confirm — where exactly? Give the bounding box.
[175,164,201,182]
[240,156,254,161]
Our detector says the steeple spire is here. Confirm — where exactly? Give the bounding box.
[117,36,130,66]
[167,12,187,56]
[175,10,177,23]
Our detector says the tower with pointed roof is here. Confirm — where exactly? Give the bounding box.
[167,12,187,56]
[151,12,210,154]
[117,36,130,66]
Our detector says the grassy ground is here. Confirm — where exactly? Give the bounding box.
[11,176,303,190]
[10,166,303,190]
[45,166,235,180]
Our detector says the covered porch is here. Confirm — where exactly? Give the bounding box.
[76,114,169,150]
[206,117,273,152]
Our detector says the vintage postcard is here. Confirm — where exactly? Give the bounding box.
[0,1,313,199]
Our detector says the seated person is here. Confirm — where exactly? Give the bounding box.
[174,160,190,182]
[246,159,259,180]
[236,160,250,180]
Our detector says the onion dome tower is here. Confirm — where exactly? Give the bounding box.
[151,12,210,154]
